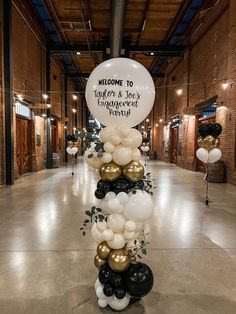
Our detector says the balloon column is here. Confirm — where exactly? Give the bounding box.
[196,123,222,164]
[81,57,155,311]
[196,122,223,204]
[66,134,78,175]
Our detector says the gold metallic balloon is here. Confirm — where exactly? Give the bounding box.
[94,254,106,269]
[97,241,112,260]
[108,248,131,272]
[122,161,144,182]
[68,141,73,148]
[99,162,122,182]
[214,137,220,148]
[197,137,204,148]
[203,135,217,151]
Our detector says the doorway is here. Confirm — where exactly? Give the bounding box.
[16,117,32,175]
[170,126,179,164]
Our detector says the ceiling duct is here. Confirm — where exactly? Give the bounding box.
[110,0,127,58]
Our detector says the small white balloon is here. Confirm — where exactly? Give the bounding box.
[71,147,78,155]
[111,135,122,145]
[95,278,102,290]
[132,148,141,161]
[113,146,132,166]
[125,220,137,232]
[96,221,107,232]
[123,230,136,240]
[129,129,142,148]
[208,148,222,163]
[122,137,134,147]
[196,148,209,163]
[103,229,114,241]
[101,152,113,163]
[108,233,126,249]
[100,199,112,214]
[98,298,108,308]
[108,294,131,311]
[118,127,131,138]
[66,147,73,155]
[91,223,104,242]
[104,142,115,153]
[96,286,106,299]
[84,150,103,169]
[107,214,126,233]
[99,127,116,143]
[105,191,116,201]
[117,192,129,204]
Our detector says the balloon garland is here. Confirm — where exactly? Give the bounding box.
[196,122,223,204]
[81,126,155,311]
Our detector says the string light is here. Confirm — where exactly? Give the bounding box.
[146,118,149,122]
[41,113,47,117]
[42,94,48,100]
[72,94,78,100]
[159,118,163,123]
[72,108,76,113]
[155,123,159,127]
[76,52,81,55]
[222,82,229,90]
[176,89,183,95]
[47,103,51,108]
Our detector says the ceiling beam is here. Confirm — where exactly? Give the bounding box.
[49,44,186,56]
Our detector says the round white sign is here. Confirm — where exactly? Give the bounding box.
[85,58,155,127]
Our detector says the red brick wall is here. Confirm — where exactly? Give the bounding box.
[153,2,236,184]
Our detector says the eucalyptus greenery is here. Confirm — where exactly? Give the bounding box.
[80,206,107,236]
[126,230,150,260]
[77,127,104,159]
[131,172,156,195]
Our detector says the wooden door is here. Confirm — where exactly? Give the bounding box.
[170,127,179,164]
[51,126,57,153]
[16,117,32,175]
[196,116,215,172]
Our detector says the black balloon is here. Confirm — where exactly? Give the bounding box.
[198,123,210,138]
[95,189,105,199]
[136,180,144,189]
[115,287,126,299]
[99,264,113,285]
[71,134,78,142]
[113,179,130,193]
[66,134,73,141]
[211,123,222,137]
[97,180,111,193]
[103,284,114,297]
[111,273,123,287]
[124,262,154,298]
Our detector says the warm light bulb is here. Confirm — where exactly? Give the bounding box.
[176,89,183,95]
[141,126,145,129]
[155,123,159,127]
[72,108,76,113]
[159,118,163,123]
[146,118,149,122]
[72,94,78,100]
[42,94,48,100]
[47,103,51,108]
[64,125,67,129]
[222,82,229,90]
[41,113,47,117]
[76,51,81,55]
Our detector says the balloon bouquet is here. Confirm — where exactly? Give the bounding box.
[196,122,222,204]
[80,57,156,311]
[66,134,78,175]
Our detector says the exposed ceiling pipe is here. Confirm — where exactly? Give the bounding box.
[110,0,127,58]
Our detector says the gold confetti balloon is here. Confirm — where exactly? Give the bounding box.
[99,162,122,182]
[108,248,131,272]
[122,161,144,182]
[97,241,112,260]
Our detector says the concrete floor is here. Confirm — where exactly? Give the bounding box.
[0,159,236,314]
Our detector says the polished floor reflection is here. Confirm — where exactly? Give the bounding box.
[0,159,236,313]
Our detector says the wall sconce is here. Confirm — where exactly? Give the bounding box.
[176,88,183,95]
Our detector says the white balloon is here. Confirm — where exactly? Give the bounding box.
[107,214,126,233]
[132,148,141,161]
[103,229,114,241]
[208,148,222,163]
[84,150,103,169]
[66,147,73,155]
[111,135,122,145]
[123,230,136,240]
[108,294,131,311]
[105,191,116,201]
[70,147,78,155]
[122,137,134,147]
[118,127,131,138]
[98,298,108,308]
[96,221,107,232]
[101,152,113,163]
[95,278,102,290]
[125,220,137,232]
[99,127,116,143]
[100,199,112,214]
[96,286,106,299]
[142,222,150,234]
[124,190,154,222]
[129,129,142,148]
[117,192,129,204]
[85,58,155,128]
[108,198,121,211]
[196,148,209,163]
[104,142,115,153]
[108,233,126,249]
[91,223,103,242]
[113,146,132,166]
